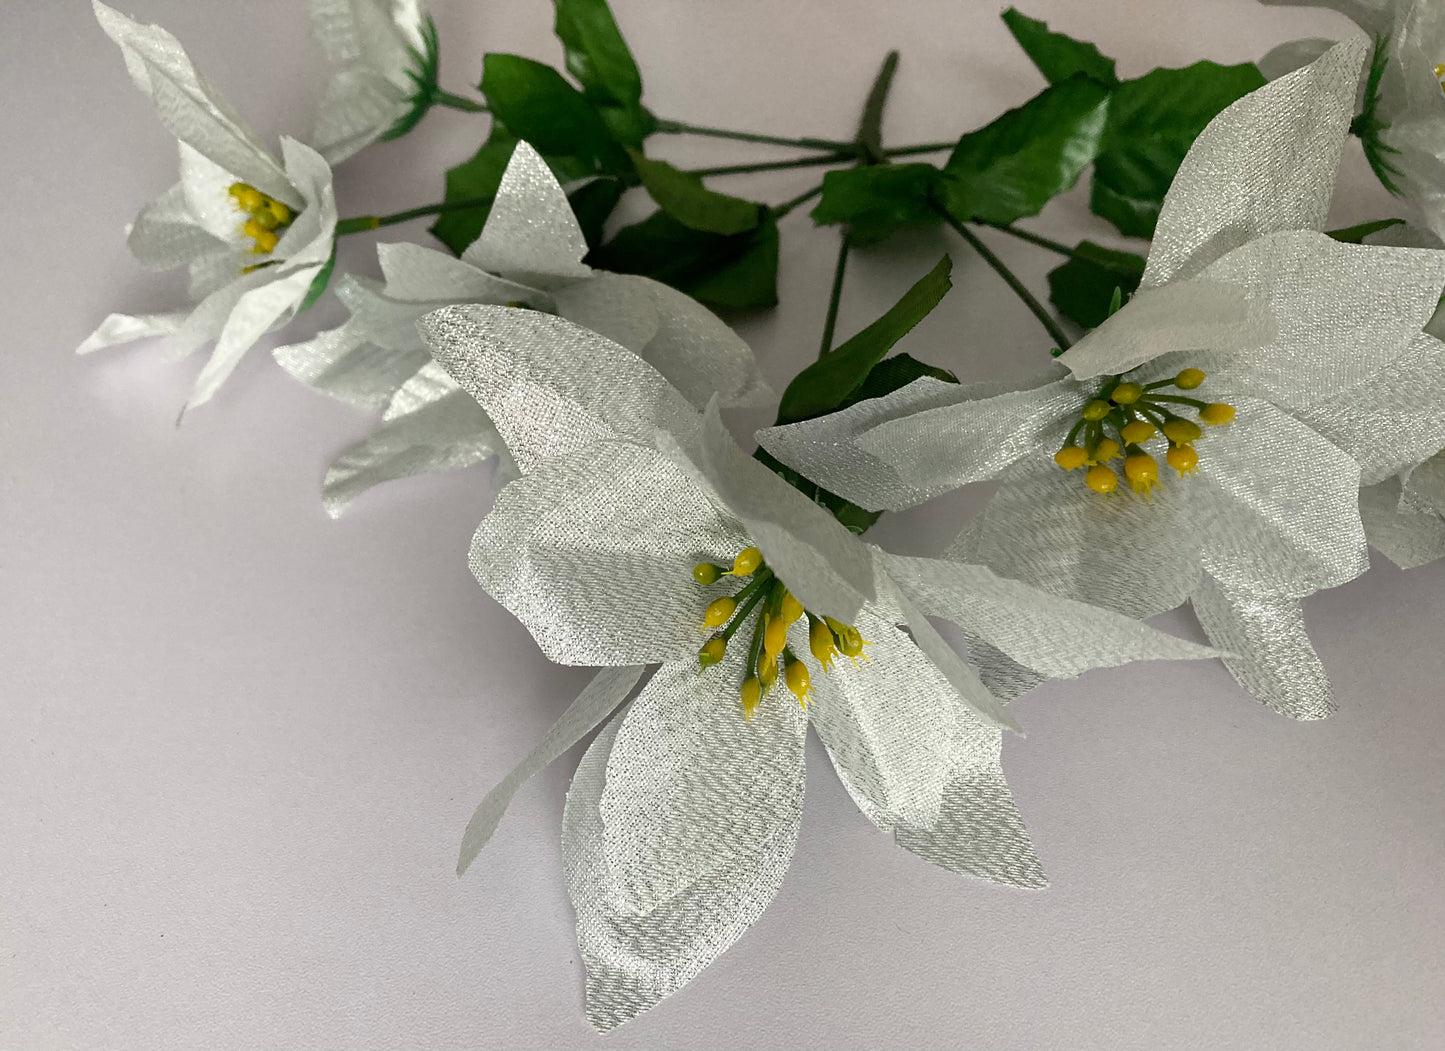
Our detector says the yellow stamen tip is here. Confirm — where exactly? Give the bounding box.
[779,591,804,625]
[1111,382,1144,405]
[1120,420,1155,444]
[809,619,838,672]
[693,562,722,586]
[1162,419,1202,444]
[1081,399,1111,421]
[1054,446,1087,471]
[703,596,736,629]
[1174,368,1206,390]
[758,657,778,694]
[1085,465,1118,494]
[783,657,812,707]
[740,677,762,719]
[1090,438,1121,463]
[1200,403,1235,426]
[1123,452,1160,496]
[1166,443,1199,476]
[763,614,788,661]
[699,638,726,670]
[729,546,763,576]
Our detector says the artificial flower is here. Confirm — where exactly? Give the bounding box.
[417,303,1215,1031]
[81,2,338,412]
[1260,0,1445,240]
[1359,452,1445,567]
[309,0,437,164]
[274,141,770,515]
[758,40,1445,719]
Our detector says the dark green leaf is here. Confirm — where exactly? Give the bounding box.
[1352,35,1405,195]
[1000,8,1118,87]
[299,243,338,312]
[552,0,656,147]
[836,353,958,412]
[1046,240,1145,328]
[588,211,779,310]
[856,50,900,163]
[381,17,441,141]
[1091,60,1265,238]
[776,255,952,424]
[628,151,762,234]
[940,76,1109,226]
[810,164,943,245]
[1326,217,1404,244]
[480,54,625,169]
[567,177,628,249]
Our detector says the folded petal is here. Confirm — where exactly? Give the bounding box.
[76,311,187,355]
[881,552,1218,679]
[311,67,406,165]
[322,390,507,517]
[272,139,339,268]
[598,653,807,913]
[1360,477,1445,569]
[186,266,319,410]
[1196,397,1368,597]
[551,272,662,355]
[469,439,749,666]
[564,708,800,1034]
[1143,38,1366,285]
[127,179,226,270]
[1054,279,1275,381]
[1190,574,1335,720]
[419,305,705,473]
[456,665,644,876]
[461,142,592,287]
[377,242,547,306]
[1402,453,1445,513]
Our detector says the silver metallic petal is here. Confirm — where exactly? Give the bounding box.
[564,706,801,1034]
[1360,476,1445,569]
[1143,38,1366,285]
[1190,574,1335,720]
[1402,453,1445,513]
[468,439,749,666]
[456,665,644,876]
[598,652,808,914]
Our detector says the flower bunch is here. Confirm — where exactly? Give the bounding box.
[84,0,1445,1031]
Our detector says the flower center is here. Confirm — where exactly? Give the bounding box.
[228,182,294,256]
[1436,62,1445,95]
[692,547,870,719]
[1052,367,1234,498]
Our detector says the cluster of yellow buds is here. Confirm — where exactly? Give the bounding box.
[1436,62,1445,94]
[693,546,870,720]
[1053,367,1235,497]
[228,182,293,256]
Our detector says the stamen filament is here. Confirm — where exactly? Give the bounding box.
[720,570,774,642]
[1148,394,1209,409]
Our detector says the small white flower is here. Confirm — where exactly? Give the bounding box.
[759,40,1445,720]
[82,3,338,412]
[309,0,435,164]
[274,142,771,516]
[417,303,1214,1031]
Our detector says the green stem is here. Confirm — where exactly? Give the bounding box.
[432,89,488,113]
[684,142,954,178]
[771,183,825,220]
[1147,394,1208,409]
[980,221,1074,257]
[721,570,774,642]
[885,141,955,157]
[745,601,769,679]
[654,117,856,153]
[335,195,497,235]
[818,235,851,359]
[938,210,1072,350]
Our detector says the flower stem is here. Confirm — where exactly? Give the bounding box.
[721,570,774,641]
[818,235,851,359]
[685,142,954,178]
[771,183,825,220]
[654,117,856,153]
[432,89,488,113]
[979,221,1075,257]
[937,209,1072,350]
[335,195,496,235]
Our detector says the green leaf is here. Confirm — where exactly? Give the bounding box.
[810,164,943,245]
[567,176,628,249]
[628,151,762,234]
[429,125,594,255]
[479,54,625,169]
[835,352,959,412]
[588,211,779,310]
[775,255,953,425]
[1000,8,1117,87]
[1352,35,1405,195]
[1326,218,1404,244]
[381,17,441,141]
[299,243,338,312]
[855,50,900,163]
[552,0,656,147]
[1046,240,1145,328]
[940,75,1110,226]
[1090,60,1265,238]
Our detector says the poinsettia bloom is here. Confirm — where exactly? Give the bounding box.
[418,304,1214,1031]
[759,40,1445,720]
[310,0,435,164]
[82,3,338,411]
[274,141,770,516]
[1260,0,1445,240]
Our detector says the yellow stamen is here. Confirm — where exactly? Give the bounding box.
[1111,382,1144,405]
[809,619,838,673]
[1174,368,1206,390]
[1090,438,1120,463]
[1123,452,1160,497]
[1199,402,1235,426]
[759,656,778,695]
[740,678,762,720]
[1054,446,1087,471]
[1120,420,1155,444]
[778,591,804,625]
[1166,444,1199,476]
[763,614,788,662]
[250,227,279,254]
[703,596,736,629]
[265,199,292,226]
[783,656,813,708]
[1081,399,1111,421]
[1162,418,1202,444]
[729,547,763,576]
[693,562,722,586]
[699,638,726,670]
[1085,465,1118,494]
[228,182,264,214]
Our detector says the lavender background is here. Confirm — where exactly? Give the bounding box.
[4,1,1443,1048]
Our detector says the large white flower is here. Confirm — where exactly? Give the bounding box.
[309,0,434,164]
[274,141,770,516]
[81,3,338,412]
[417,304,1215,1031]
[1261,0,1445,240]
[759,40,1445,719]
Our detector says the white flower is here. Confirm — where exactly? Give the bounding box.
[309,0,434,164]
[759,40,1445,720]
[417,304,1215,1031]
[274,141,771,516]
[1260,0,1445,241]
[81,3,338,412]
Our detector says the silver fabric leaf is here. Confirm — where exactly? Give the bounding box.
[1360,476,1445,568]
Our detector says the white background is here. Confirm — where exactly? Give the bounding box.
[4,1,1443,1048]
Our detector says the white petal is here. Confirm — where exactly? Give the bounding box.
[881,552,1218,679]
[1196,397,1368,598]
[468,439,749,666]
[1191,574,1335,720]
[552,273,662,354]
[76,311,187,355]
[1402,453,1445,514]
[382,359,458,420]
[693,400,874,623]
[127,180,226,270]
[1256,38,1337,80]
[93,2,298,208]
[377,242,547,306]
[564,705,801,1034]
[1360,477,1445,569]
[418,304,705,473]
[186,266,319,410]
[272,138,339,268]
[456,665,643,876]
[1054,279,1275,381]
[323,390,507,517]
[1143,38,1367,286]
[598,654,808,914]
[311,68,406,165]
[461,142,592,287]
